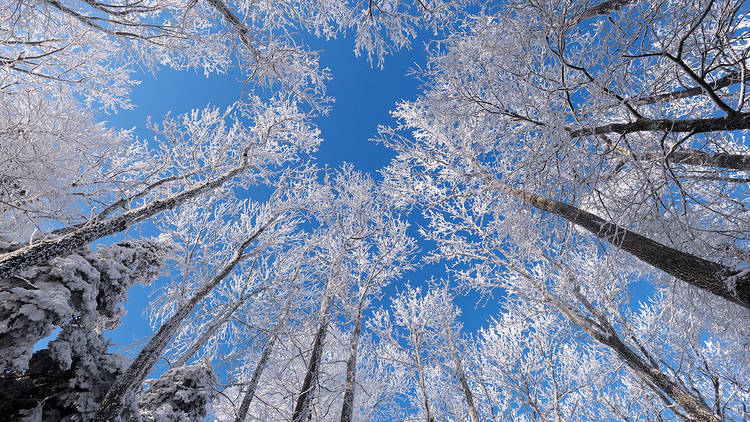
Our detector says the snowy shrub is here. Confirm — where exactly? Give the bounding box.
[0,238,172,372]
[2,326,129,421]
[0,237,173,419]
[138,364,216,422]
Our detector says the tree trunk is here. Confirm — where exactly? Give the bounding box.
[472,162,750,309]
[449,345,480,422]
[569,112,750,138]
[410,332,433,422]
[235,328,280,422]
[292,291,332,422]
[633,149,750,171]
[172,298,247,368]
[551,294,720,422]
[95,221,271,421]
[577,0,633,21]
[509,185,750,309]
[292,317,329,422]
[605,334,720,422]
[0,150,251,281]
[339,311,363,422]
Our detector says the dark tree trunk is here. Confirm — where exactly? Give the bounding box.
[569,112,750,138]
[554,296,720,422]
[450,346,480,422]
[96,221,270,421]
[173,297,248,368]
[292,318,329,422]
[577,0,634,20]
[0,152,251,281]
[633,149,750,171]
[499,183,750,309]
[605,334,720,422]
[339,314,363,422]
[235,330,279,422]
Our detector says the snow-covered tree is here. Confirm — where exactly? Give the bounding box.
[0,237,173,420]
[370,285,482,422]
[382,0,750,308]
[138,363,216,422]
[0,237,172,373]
[96,179,313,420]
[305,167,416,422]
[379,3,750,418]
[6,0,750,420]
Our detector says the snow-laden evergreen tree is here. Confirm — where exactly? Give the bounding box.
[0,237,173,373]
[0,237,173,420]
[138,363,216,422]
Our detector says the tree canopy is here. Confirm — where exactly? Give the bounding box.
[1,0,748,421]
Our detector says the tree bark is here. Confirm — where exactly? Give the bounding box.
[292,316,329,422]
[95,220,271,421]
[235,327,280,422]
[172,298,248,368]
[577,0,634,21]
[472,160,750,309]
[0,150,251,281]
[339,311,363,422]
[449,343,480,422]
[551,295,720,422]
[410,331,434,422]
[631,72,742,106]
[206,0,259,56]
[292,291,332,422]
[568,112,750,138]
[509,186,750,309]
[605,335,719,422]
[633,149,750,171]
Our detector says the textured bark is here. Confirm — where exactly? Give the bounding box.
[206,0,258,54]
[339,313,363,422]
[633,149,750,171]
[95,220,270,421]
[569,112,750,138]
[631,72,742,106]
[501,184,750,309]
[410,331,434,422]
[577,0,634,20]
[553,298,720,422]
[292,317,329,422]
[235,329,280,422]
[0,151,251,281]
[605,335,720,422]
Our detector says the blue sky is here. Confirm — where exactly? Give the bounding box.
[106,34,428,175]
[98,31,462,353]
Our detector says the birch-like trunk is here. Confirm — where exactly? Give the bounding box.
[339,310,363,422]
[410,331,433,422]
[95,220,272,421]
[0,150,252,280]
[292,294,332,422]
[172,297,248,368]
[234,328,280,422]
[551,293,720,422]
[471,160,750,309]
[449,342,480,422]
[291,319,329,422]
